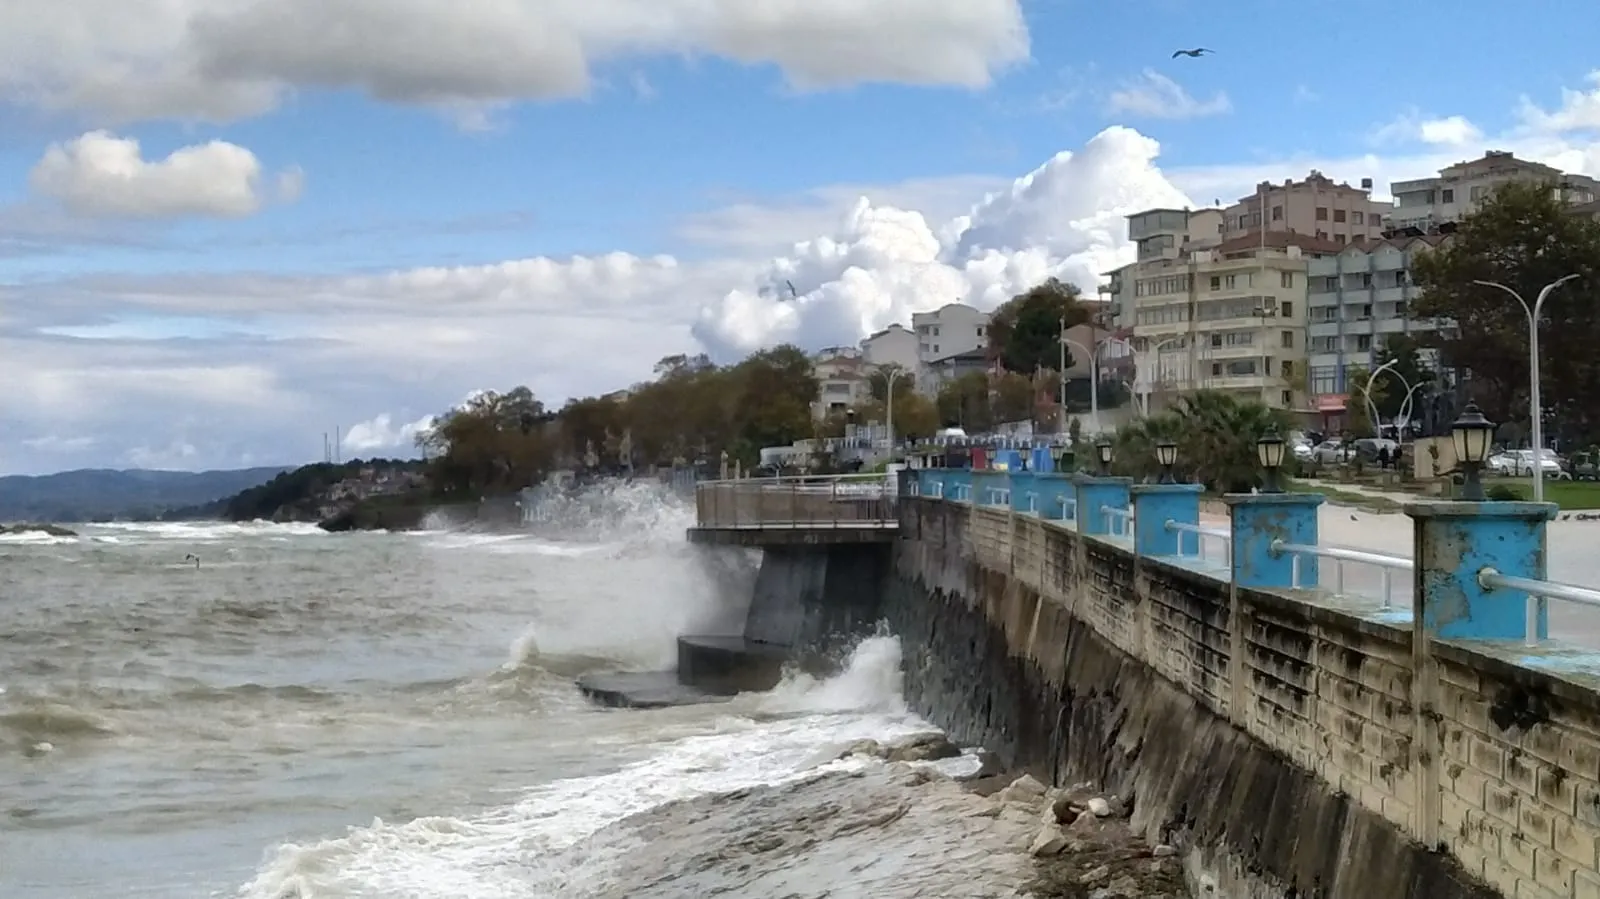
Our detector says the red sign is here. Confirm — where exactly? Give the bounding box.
[1314,394,1347,412]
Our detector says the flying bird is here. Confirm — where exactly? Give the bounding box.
[1172,48,1214,58]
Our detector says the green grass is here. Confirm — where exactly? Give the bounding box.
[1284,481,1406,513]
[1480,478,1600,509]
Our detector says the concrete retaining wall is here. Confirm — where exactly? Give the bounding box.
[884,497,1600,899]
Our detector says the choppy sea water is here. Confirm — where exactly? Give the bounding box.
[1,484,1016,898]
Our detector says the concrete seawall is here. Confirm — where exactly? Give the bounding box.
[865,496,1600,899]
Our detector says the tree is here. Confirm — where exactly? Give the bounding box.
[867,365,914,402]
[850,391,940,441]
[987,278,1090,375]
[1344,365,1383,437]
[418,387,556,497]
[1411,179,1600,441]
[1369,334,1434,423]
[936,372,994,431]
[992,371,1035,424]
[1111,390,1293,492]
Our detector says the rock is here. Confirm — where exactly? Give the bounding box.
[883,732,961,763]
[1087,797,1112,817]
[1029,824,1068,857]
[836,738,883,760]
[1081,863,1111,886]
[967,748,1004,779]
[998,773,1048,807]
[0,523,76,537]
[1152,843,1177,858]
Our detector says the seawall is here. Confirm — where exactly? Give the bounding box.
[874,496,1600,899]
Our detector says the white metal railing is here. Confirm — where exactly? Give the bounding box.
[1166,520,1230,562]
[1061,496,1078,521]
[1272,538,1413,610]
[1024,491,1039,513]
[1101,504,1134,537]
[1478,568,1600,647]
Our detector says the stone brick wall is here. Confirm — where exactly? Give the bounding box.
[895,496,1600,899]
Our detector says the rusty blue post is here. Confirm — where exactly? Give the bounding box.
[1406,501,1558,640]
[1032,473,1076,521]
[1224,492,1323,588]
[1074,474,1132,537]
[1130,482,1204,556]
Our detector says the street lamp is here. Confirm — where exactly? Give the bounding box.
[1155,439,1177,484]
[881,367,907,461]
[1472,274,1580,502]
[1451,403,1495,502]
[1257,426,1286,494]
[1095,438,1114,476]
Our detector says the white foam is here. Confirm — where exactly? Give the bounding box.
[236,638,929,899]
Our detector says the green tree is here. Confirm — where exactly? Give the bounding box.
[1411,180,1600,439]
[936,372,994,431]
[986,278,1090,375]
[1110,390,1293,492]
[419,387,555,497]
[1343,365,1383,437]
[993,371,1035,423]
[867,365,914,402]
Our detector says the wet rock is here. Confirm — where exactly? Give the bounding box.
[1029,824,1069,857]
[998,773,1048,807]
[0,523,75,537]
[1087,797,1112,817]
[836,738,883,760]
[883,731,962,763]
[1152,844,1177,858]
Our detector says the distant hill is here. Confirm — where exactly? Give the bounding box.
[0,466,292,523]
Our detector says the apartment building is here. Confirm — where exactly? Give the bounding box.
[810,348,871,419]
[912,302,991,395]
[1388,150,1600,232]
[1303,235,1452,428]
[1221,171,1389,247]
[860,323,919,372]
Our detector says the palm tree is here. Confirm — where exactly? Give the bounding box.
[1113,390,1292,492]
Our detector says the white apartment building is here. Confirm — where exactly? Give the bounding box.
[1221,171,1389,247]
[860,323,919,373]
[1388,151,1600,232]
[912,302,991,395]
[810,348,871,419]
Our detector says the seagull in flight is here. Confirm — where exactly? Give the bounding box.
[1172,48,1214,58]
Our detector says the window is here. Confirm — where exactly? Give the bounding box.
[1281,360,1294,377]
[1281,301,1293,316]
[1355,335,1371,351]
[1360,304,1372,319]
[1442,189,1454,204]
[1224,360,1258,376]
[933,344,940,353]
[1470,186,1487,202]
[1281,330,1295,348]
[1272,205,1283,220]
[1333,209,1347,223]
[1211,362,1222,376]
[1361,273,1373,288]
[1280,271,1294,288]
[932,327,940,336]
[1282,390,1294,406]
[1353,211,1365,224]
[1315,207,1329,220]
[1310,365,1340,395]
[976,326,984,337]
[1209,275,1221,290]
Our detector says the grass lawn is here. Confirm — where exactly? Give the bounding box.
[1482,478,1600,509]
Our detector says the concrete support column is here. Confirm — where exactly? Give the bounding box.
[1130,483,1204,557]
[1073,475,1133,537]
[1223,493,1324,589]
[1406,500,1558,640]
[1008,471,1037,514]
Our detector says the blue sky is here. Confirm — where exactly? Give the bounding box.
[2,0,1600,474]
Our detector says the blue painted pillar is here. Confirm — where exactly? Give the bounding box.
[1032,474,1076,521]
[1009,471,1037,514]
[1224,492,1324,588]
[1130,482,1204,556]
[1074,475,1133,537]
[947,468,971,502]
[1407,500,1558,640]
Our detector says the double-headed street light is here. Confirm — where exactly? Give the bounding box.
[1472,274,1580,502]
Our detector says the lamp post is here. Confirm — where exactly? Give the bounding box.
[1096,438,1114,476]
[1061,332,1126,436]
[1471,274,1579,502]
[1155,439,1177,484]
[1257,426,1286,494]
[882,366,907,462]
[1451,403,1495,502]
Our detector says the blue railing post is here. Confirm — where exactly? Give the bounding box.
[1406,500,1558,640]
[1074,474,1132,537]
[1033,473,1076,521]
[1009,470,1036,514]
[1130,482,1204,556]
[1224,493,1323,588]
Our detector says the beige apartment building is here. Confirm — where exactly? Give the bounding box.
[1221,171,1389,247]
[1388,150,1600,232]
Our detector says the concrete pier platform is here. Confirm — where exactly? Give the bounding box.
[675,634,794,695]
[575,670,733,709]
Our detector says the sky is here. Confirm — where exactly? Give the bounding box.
[3,0,1600,475]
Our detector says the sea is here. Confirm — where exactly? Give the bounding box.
[0,483,1038,899]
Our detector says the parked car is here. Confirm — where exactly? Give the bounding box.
[1309,441,1351,465]
[1567,451,1600,481]
[1486,453,1517,475]
[1506,449,1568,478]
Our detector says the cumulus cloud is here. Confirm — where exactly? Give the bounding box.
[0,0,1029,123]
[27,131,294,219]
[8,72,1600,474]
[342,413,436,454]
[1369,110,1484,148]
[1106,70,1230,120]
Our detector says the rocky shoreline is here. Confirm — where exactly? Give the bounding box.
[0,523,77,537]
[559,730,1196,898]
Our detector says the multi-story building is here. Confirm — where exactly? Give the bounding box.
[1388,151,1600,232]
[1221,171,1389,247]
[1304,235,1453,431]
[810,347,870,419]
[912,302,991,395]
[860,323,919,372]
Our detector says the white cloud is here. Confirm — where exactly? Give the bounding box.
[1369,109,1484,149]
[8,72,1600,474]
[1106,70,1230,120]
[342,413,435,454]
[0,0,1029,123]
[27,131,294,219]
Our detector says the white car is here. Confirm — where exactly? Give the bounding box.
[1310,441,1352,465]
[1486,453,1516,475]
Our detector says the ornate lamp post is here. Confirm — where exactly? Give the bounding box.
[1257,426,1286,494]
[1451,403,1495,501]
[1096,438,1114,476]
[1156,439,1178,484]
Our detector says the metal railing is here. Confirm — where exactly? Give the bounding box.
[1101,504,1134,538]
[1272,538,1414,610]
[695,473,898,529]
[1479,568,1600,646]
[1166,520,1230,562]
